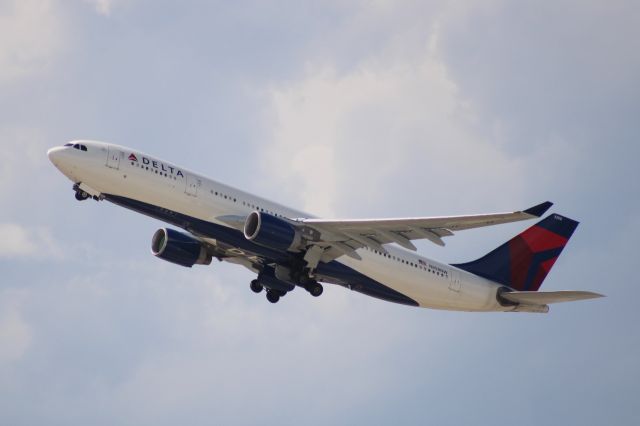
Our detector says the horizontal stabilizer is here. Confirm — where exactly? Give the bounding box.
[501,290,604,305]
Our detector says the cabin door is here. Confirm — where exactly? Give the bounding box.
[106,146,121,170]
[185,173,200,196]
[449,269,461,292]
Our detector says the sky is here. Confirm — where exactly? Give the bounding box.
[0,0,639,425]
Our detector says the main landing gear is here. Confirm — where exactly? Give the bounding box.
[250,279,285,303]
[249,278,323,304]
[250,279,263,293]
[305,282,324,297]
[266,290,282,304]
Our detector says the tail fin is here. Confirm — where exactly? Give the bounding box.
[452,214,579,291]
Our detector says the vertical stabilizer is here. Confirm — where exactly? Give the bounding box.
[452,214,579,291]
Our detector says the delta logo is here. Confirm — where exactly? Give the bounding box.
[129,152,184,177]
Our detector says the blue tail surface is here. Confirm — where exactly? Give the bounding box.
[452,214,579,291]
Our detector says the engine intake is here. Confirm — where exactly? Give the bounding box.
[243,211,301,252]
[151,228,212,267]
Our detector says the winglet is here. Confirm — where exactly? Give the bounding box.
[523,201,553,217]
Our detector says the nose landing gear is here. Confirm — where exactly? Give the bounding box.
[72,183,93,201]
[74,189,89,201]
[72,183,100,201]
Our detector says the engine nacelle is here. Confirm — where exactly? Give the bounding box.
[243,211,302,252]
[151,228,212,267]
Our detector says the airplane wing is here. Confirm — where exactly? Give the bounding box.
[298,201,553,260]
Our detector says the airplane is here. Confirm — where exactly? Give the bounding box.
[47,140,603,313]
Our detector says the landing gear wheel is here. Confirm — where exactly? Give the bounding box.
[266,290,280,304]
[307,283,323,297]
[75,190,89,201]
[250,280,263,293]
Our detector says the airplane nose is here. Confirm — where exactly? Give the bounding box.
[47,146,63,164]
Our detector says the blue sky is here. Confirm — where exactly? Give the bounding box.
[1,1,638,425]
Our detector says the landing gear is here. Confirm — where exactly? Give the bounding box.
[306,282,323,297]
[75,190,89,201]
[249,267,322,303]
[249,278,284,303]
[73,184,90,201]
[250,279,263,293]
[266,290,281,304]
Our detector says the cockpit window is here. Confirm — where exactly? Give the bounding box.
[71,144,88,151]
[80,145,87,151]
[64,143,73,147]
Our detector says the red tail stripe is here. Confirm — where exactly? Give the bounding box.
[509,238,532,290]
[540,257,557,274]
[520,226,568,253]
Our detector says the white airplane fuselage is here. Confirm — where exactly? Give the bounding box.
[48,140,519,312]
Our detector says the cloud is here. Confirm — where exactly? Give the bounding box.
[437,0,640,149]
[0,253,449,425]
[0,1,638,425]
[0,291,32,364]
[83,0,114,16]
[262,23,525,218]
[0,0,66,84]
[0,223,57,259]
[0,126,52,194]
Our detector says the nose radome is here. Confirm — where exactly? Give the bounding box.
[47,146,63,163]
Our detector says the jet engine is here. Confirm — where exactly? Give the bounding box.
[243,211,302,252]
[151,228,212,267]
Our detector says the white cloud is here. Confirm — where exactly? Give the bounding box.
[0,1,636,424]
[0,126,54,195]
[262,22,525,218]
[0,0,66,84]
[0,223,37,256]
[83,0,113,16]
[0,223,57,258]
[0,292,32,363]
